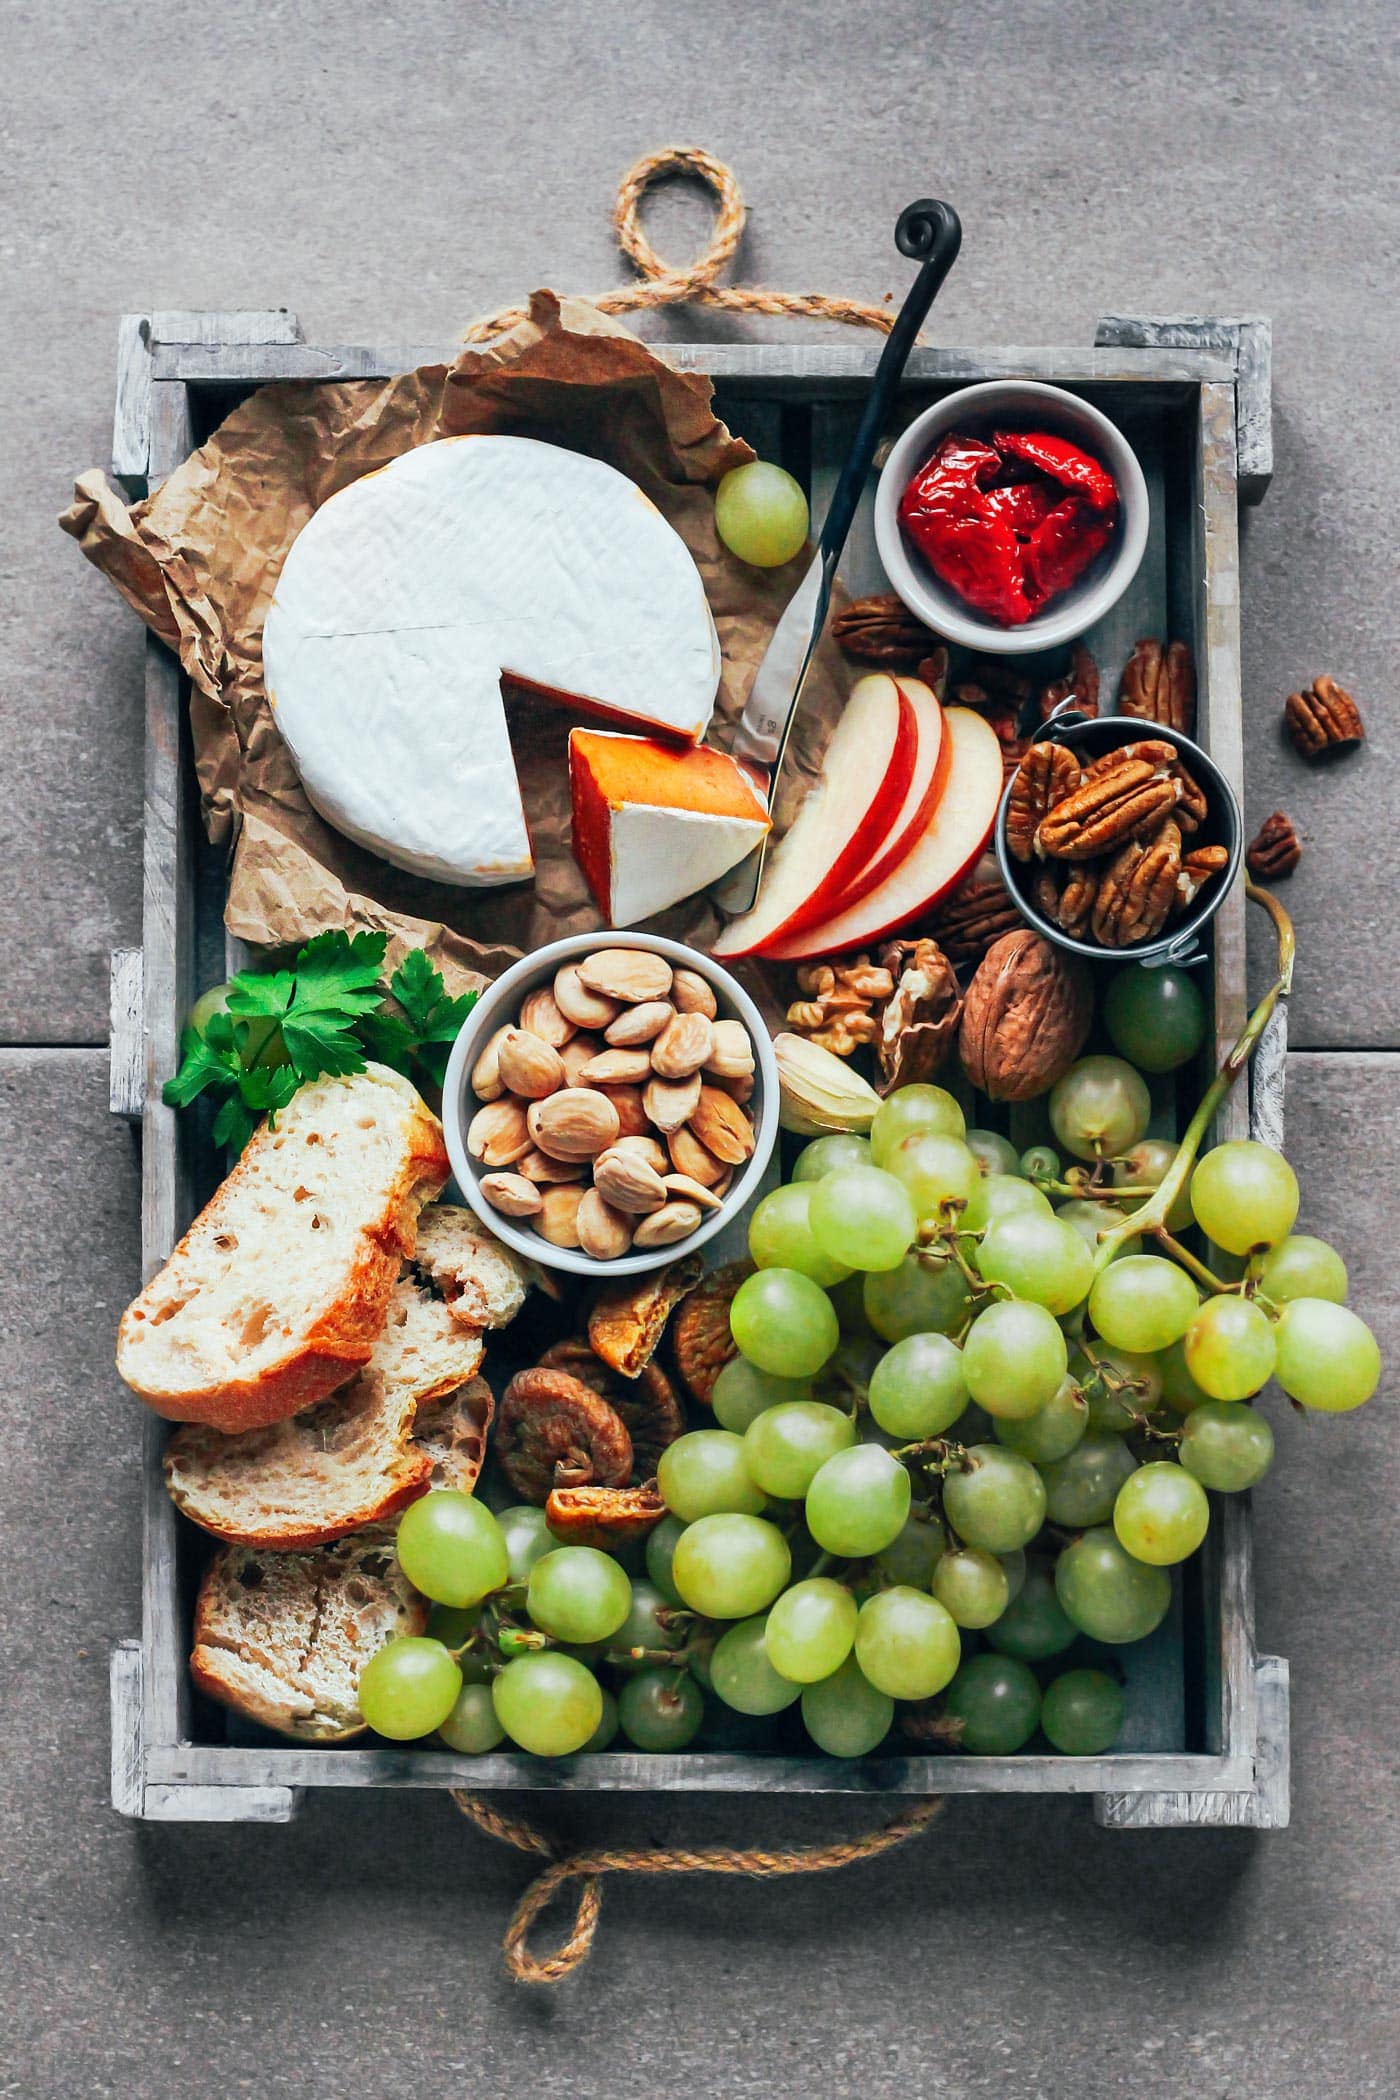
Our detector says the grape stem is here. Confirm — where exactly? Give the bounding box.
[1092,882,1295,1277]
[1149,1227,1234,1293]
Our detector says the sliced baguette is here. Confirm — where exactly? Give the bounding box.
[164,1272,490,1549]
[414,1203,532,1329]
[190,1533,427,1741]
[118,1064,450,1432]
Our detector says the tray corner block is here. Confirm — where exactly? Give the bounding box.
[1093,1654,1290,1831]
[1094,312,1272,504]
[110,1641,302,1824]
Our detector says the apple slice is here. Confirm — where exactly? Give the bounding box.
[827,675,950,916]
[759,706,1005,960]
[712,674,917,959]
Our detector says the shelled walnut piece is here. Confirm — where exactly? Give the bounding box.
[874,937,963,1091]
[1284,675,1364,759]
[467,950,756,1257]
[784,956,893,1057]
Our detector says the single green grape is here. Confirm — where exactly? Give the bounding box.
[965,1129,1022,1178]
[743,1402,855,1500]
[526,1548,632,1645]
[1157,1336,1213,1415]
[942,1653,1042,1754]
[1088,1256,1198,1353]
[730,1267,840,1379]
[1112,1461,1210,1565]
[657,1430,767,1521]
[437,1680,506,1754]
[1179,1402,1275,1491]
[942,1445,1047,1554]
[791,1133,870,1183]
[1273,1298,1382,1412]
[499,1505,555,1581]
[800,1656,894,1758]
[748,1181,852,1285]
[1190,1140,1299,1254]
[714,459,810,567]
[644,1513,687,1604]
[931,1546,1011,1629]
[711,1355,813,1432]
[985,1561,1077,1660]
[805,1444,911,1557]
[764,1577,859,1683]
[491,1651,604,1757]
[1183,1294,1277,1400]
[961,1299,1069,1420]
[1057,1198,1140,1261]
[975,1213,1094,1316]
[395,1491,510,1608]
[1055,1527,1172,1644]
[358,1637,462,1741]
[867,1332,969,1438]
[1020,1144,1061,1184]
[1071,1344,1163,1433]
[1102,964,1207,1073]
[875,1506,946,1587]
[871,1084,967,1164]
[1041,1667,1125,1755]
[1050,1056,1152,1162]
[583,1686,619,1752]
[963,1173,1052,1233]
[996,1374,1090,1461]
[854,1586,961,1700]
[863,1252,971,1341]
[1039,1432,1138,1527]
[710,1616,804,1715]
[670,1514,791,1618]
[1111,1139,1194,1232]
[1255,1234,1348,1305]
[808,1166,917,1273]
[885,1132,980,1226]
[999,1547,1028,1601]
[617,1668,705,1750]
[610,1579,684,1672]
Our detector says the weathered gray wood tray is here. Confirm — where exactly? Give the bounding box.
[107,310,1288,1828]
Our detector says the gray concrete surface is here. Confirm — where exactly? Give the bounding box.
[3,1,1398,2093]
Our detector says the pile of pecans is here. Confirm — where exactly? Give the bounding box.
[466,948,758,1261]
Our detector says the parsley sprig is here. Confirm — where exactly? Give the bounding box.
[163,932,477,1152]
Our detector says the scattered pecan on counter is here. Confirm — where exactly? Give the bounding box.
[1119,639,1197,734]
[831,592,940,668]
[1246,812,1301,879]
[785,955,894,1057]
[1284,675,1364,760]
[873,937,963,1092]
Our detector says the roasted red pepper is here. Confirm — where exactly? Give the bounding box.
[897,426,1119,627]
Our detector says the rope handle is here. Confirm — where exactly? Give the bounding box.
[462,145,901,344]
[453,1789,941,1983]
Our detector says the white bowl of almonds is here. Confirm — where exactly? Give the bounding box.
[442,932,780,1277]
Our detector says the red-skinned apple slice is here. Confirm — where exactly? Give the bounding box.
[758,706,1005,960]
[829,675,950,915]
[712,674,917,959]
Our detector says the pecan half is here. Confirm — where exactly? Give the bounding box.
[544,1481,667,1551]
[1036,744,1180,861]
[497,1368,633,1504]
[1007,741,1082,861]
[538,1338,685,1480]
[1038,644,1100,723]
[958,929,1094,1101]
[588,1253,706,1378]
[1284,675,1364,759]
[926,872,1024,966]
[1091,822,1183,946]
[670,1259,754,1403]
[1119,640,1196,734]
[786,956,894,1058]
[1246,812,1300,879]
[874,937,963,1091]
[1034,862,1098,937]
[1173,843,1231,916]
[831,592,939,667]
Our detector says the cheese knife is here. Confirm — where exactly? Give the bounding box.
[715,197,962,915]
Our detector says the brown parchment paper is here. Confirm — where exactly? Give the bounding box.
[62,293,851,994]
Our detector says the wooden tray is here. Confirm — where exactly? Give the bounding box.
[107,310,1288,1828]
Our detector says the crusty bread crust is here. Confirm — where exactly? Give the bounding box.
[117,1067,450,1433]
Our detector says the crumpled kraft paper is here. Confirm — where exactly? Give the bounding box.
[61,292,852,994]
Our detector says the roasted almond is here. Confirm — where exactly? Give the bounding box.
[576,1188,636,1261]
[670,967,718,1019]
[691,1083,756,1166]
[608,1133,670,1174]
[594,1147,670,1214]
[519,986,577,1049]
[711,1068,755,1106]
[534,1184,586,1248]
[644,1072,702,1134]
[604,1000,675,1047]
[496,1027,566,1100]
[577,948,674,1004]
[704,1018,755,1081]
[479,1171,543,1218]
[667,1123,728,1187]
[633,1200,704,1250]
[554,964,621,1030]
[516,1147,587,1185]
[526,1087,621,1161]
[466,1098,532,1166]
[470,1025,514,1103]
[577,1046,656,1086]
[559,1031,604,1086]
[650,1010,715,1080]
[662,1171,724,1212]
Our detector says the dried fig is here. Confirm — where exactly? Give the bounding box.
[544,1481,667,1551]
[537,1338,685,1480]
[588,1253,707,1378]
[497,1367,633,1504]
[958,928,1093,1102]
[670,1259,754,1403]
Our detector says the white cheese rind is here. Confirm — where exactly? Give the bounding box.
[262,437,720,887]
[607,804,770,926]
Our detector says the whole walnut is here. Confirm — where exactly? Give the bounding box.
[958,929,1093,1102]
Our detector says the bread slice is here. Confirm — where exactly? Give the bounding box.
[117,1065,450,1432]
[190,1533,427,1741]
[410,1376,496,1496]
[414,1203,531,1329]
[163,1272,490,1548]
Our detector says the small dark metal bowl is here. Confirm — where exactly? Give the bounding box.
[994,714,1243,967]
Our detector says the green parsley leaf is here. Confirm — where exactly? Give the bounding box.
[211,1094,257,1154]
[380,949,478,1087]
[163,1021,242,1108]
[355,1009,419,1078]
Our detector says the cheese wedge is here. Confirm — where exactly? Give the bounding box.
[570,729,771,926]
[262,437,721,887]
